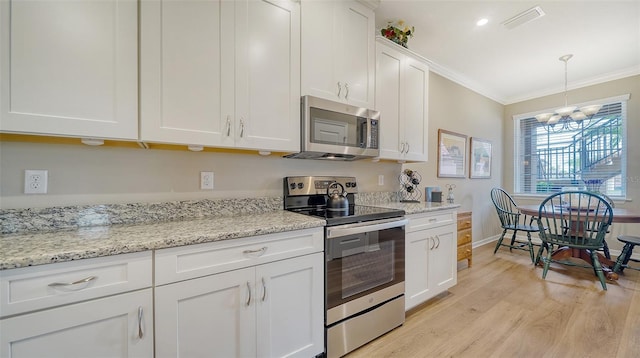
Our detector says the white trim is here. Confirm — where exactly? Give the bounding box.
[511,93,631,121]
[505,66,640,105]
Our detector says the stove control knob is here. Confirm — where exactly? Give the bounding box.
[345,182,351,188]
[350,182,357,188]
[297,183,304,189]
[289,183,296,190]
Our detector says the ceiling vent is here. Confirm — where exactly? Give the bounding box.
[502,6,545,30]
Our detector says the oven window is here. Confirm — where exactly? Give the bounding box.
[326,227,404,308]
[339,233,393,298]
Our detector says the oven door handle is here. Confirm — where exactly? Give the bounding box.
[326,218,408,239]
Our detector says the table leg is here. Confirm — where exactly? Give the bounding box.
[547,247,618,281]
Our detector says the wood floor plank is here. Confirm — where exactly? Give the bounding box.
[347,243,640,358]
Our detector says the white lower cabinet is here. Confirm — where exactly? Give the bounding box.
[405,211,457,311]
[154,228,325,358]
[0,252,154,358]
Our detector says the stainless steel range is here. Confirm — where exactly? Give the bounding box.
[284,176,407,358]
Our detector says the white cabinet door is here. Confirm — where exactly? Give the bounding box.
[140,0,233,147]
[0,289,153,358]
[405,212,457,310]
[0,0,138,140]
[155,267,256,358]
[428,225,457,293]
[301,0,374,108]
[256,252,324,358]
[375,39,429,162]
[141,0,300,152]
[376,44,404,160]
[336,1,375,108]
[402,57,429,161]
[235,0,300,152]
[405,229,432,309]
[155,252,323,358]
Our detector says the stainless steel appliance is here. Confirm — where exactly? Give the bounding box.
[284,96,380,161]
[284,176,406,357]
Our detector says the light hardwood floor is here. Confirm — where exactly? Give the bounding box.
[347,243,640,358]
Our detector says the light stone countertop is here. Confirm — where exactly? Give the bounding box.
[0,210,325,270]
[0,198,461,271]
[373,201,460,215]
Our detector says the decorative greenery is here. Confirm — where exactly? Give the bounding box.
[381,20,414,48]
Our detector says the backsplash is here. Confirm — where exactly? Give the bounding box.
[0,192,399,235]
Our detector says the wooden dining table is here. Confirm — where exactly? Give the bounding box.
[518,205,640,281]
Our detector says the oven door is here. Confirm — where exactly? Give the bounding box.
[325,217,407,325]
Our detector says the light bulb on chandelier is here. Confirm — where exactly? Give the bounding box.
[535,54,602,129]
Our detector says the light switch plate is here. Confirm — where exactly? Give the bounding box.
[200,171,214,190]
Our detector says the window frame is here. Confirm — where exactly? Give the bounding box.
[513,94,629,199]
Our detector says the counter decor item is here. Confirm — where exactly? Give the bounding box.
[446,184,456,204]
[426,186,442,203]
[399,169,422,202]
[381,19,414,48]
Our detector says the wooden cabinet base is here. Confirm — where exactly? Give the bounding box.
[457,212,473,267]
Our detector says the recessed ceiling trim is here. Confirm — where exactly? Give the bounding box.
[502,6,545,30]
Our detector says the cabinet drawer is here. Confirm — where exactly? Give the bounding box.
[457,213,472,231]
[457,228,472,245]
[155,228,324,285]
[457,243,472,261]
[407,211,455,233]
[0,251,152,318]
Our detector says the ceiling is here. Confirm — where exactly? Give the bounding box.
[373,0,640,105]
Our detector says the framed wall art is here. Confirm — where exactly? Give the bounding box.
[470,137,492,179]
[437,129,467,178]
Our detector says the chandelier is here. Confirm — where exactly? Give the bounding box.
[535,54,602,131]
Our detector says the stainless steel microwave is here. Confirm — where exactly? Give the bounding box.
[284,96,380,160]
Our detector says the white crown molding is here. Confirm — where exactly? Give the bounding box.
[504,65,640,105]
[426,60,507,104]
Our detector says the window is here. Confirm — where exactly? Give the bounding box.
[514,95,628,198]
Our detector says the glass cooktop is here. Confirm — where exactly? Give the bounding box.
[289,205,404,226]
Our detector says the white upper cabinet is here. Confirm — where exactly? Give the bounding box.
[141,0,300,152]
[376,39,429,162]
[301,0,375,108]
[0,0,138,140]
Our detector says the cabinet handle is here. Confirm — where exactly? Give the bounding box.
[429,237,435,250]
[239,118,245,138]
[246,281,252,306]
[399,142,405,153]
[337,82,342,98]
[428,218,437,223]
[137,306,144,339]
[405,142,410,154]
[226,116,232,137]
[243,246,267,256]
[435,235,441,249]
[344,83,349,99]
[261,277,267,302]
[48,275,97,287]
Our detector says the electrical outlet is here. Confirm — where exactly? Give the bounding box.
[378,174,384,186]
[25,170,48,194]
[200,171,214,190]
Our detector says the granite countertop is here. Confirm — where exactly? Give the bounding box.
[0,196,461,271]
[374,201,460,215]
[0,210,325,270]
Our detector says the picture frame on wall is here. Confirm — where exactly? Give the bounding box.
[437,129,467,178]
[470,137,492,179]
